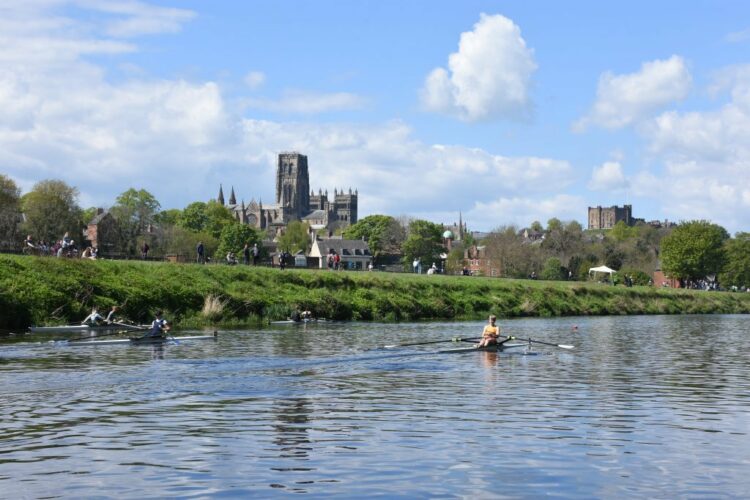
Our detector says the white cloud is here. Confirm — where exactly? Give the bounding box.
[244,90,367,114]
[588,161,629,191]
[420,13,537,122]
[470,194,585,229]
[574,55,692,131]
[634,65,750,231]
[82,0,196,38]
[243,71,266,89]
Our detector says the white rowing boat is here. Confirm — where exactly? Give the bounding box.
[57,332,218,347]
[29,323,149,334]
[438,342,533,354]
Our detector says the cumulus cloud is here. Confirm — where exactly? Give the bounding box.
[574,55,692,131]
[244,90,367,114]
[635,65,750,231]
[0,2,571,231]
[587,161,629,191]
[420,13,537,122]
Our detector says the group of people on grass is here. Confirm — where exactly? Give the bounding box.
[24,232,96,259]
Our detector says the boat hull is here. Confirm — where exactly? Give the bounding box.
[61,333,218,346]
[30,324,148,334]
[439,342,530,354]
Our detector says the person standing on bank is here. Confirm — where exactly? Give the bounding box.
[252,243,260,266]
[196,241,205,264]
[242,243,250,265]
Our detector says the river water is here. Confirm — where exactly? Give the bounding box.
[1,315,749,498]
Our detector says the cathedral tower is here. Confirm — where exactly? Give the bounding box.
[275,152,310,220]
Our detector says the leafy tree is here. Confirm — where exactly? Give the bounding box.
[530,220,544,233]
[217,222,261,258]
[160,226,218,260]
[81,207,99,225]
[660,220,729,281]
[609,220,638,242]
[546,217,562,232]
[110,189,160,256]
[0,174,21,248]
[277,220,310,254]
[154,208,182,226]
[540,257,566,281]
[178,202,209,232]
[20,179,82,244]
[343,214,405,261]
[720,233,750,287]
[401,219,444,270]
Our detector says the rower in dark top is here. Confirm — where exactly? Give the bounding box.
[145,310,171,338]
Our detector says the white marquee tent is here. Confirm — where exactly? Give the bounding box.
[588,265,617,276]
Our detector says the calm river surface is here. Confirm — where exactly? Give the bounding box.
[1,315,749,498]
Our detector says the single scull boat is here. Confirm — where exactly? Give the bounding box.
[438,342,533,354]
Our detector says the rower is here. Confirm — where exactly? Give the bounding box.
[476,314,513,348]
[300,310,313,321]
[105,306,120,324]
[81,307,105,326]
[145,310,171,338]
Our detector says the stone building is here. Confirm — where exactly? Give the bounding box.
[309,237,372,270]
[218,153,358,235]
[587,204,644,229]
[84,209,119,257]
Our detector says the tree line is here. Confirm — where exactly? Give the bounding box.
[2,174,749,288]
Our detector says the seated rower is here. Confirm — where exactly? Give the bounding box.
[81,307,105,326]
[300,310,313,321]
[290,309,302,322]
[144,310,171,338]
[105,306,120,324]
[477,314,512,348]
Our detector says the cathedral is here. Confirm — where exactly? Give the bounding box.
[216,152,358,234]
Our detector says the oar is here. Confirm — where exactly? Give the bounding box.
[111,321,147,330]
[52,329,131,344]
[382,337,477,349]
[514,337,575,350]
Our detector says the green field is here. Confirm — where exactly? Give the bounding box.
[1,254,749,329]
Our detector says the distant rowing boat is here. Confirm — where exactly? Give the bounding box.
[29,323,150,334]
[57,332,218,347]
[438,342,533,354]
[270,318,326,325]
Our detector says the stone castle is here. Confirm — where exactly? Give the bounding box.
[587,204,646,229]
[217,152,358,234]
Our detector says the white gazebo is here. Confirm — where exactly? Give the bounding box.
[589,265,617,282]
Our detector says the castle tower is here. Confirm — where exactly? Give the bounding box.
[275,152,310,220]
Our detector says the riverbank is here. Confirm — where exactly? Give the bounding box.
[1,254,749,329]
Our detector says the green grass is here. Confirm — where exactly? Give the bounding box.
[2,254,749,329]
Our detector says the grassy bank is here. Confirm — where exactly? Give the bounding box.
[1,254,749,329]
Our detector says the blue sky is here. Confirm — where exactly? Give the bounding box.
[2,1,750,232]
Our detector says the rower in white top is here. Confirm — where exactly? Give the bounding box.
[81,307,105,326]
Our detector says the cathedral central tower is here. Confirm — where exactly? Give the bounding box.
[276,152,310,220]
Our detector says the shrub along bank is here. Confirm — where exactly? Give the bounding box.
[1,254,750,330]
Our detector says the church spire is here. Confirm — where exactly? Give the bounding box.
[229,186,236,205]
[459,211,463,240]
[218,184,225,206]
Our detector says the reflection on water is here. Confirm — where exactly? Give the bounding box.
[1,315,749,497]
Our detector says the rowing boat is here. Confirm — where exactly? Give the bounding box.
[29,323,149,334]
[270,318,325,324]
[438,342,532,354]
[58,332,218,347]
